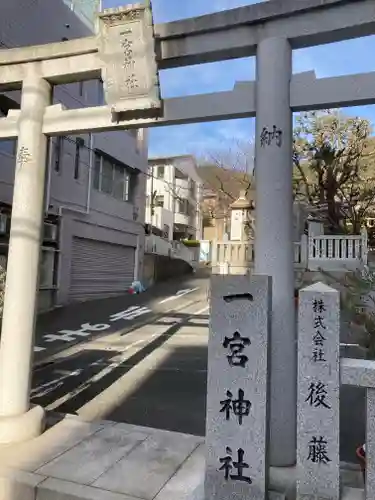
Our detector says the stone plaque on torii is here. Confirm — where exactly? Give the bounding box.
[97,2,162,116]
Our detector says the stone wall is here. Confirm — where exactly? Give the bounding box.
[142,254,194,288]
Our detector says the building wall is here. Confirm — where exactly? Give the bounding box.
[146,156,203,241]
[0,0,147,306]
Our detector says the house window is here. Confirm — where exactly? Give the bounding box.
[98,79,105,105]
[177,199,188,214]
[93,152,101,190]
[101,157,113,194]
[189,179,196,197]
[155,195,164,208]
[74,137,84,179]
[92,152,135,202]
[0,140,16,157]
[163,224,169,239]
[124,172,131,201]
[157,166,165,179]
[113,163,126,200]
[0,110,16,156]
[54,136,63,172]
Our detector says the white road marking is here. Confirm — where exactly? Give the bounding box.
[34,346,46,352]
[43,323,111,343]
[43,332,78,343]
[78,304,208,421]
[35,297,202,365]
[45,303,206,411]
[109,306,151,322]
[32,369,83,399]
[45,335,158,411]
[158,287,199,304]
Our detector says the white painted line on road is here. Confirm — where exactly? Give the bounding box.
[77,304,209,421]
[44,335,159,411]
[340,343,361,348]
[43,322,111,343]
[32,369,83,399]
[44,302,206,412]
[158,287,199,304]
[39,309,151,350]
[109,306,151,322]
[34,346,46,352]
[34,297,203,367]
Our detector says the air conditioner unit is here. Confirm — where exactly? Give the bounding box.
[0,214,9,235]
[44,223,58,242]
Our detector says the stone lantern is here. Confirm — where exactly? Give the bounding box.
[229,190,255,241]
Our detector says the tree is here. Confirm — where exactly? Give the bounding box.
[198,139,255,224]
[293,110,375,233]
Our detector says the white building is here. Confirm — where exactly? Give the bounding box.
[146,155,203,242]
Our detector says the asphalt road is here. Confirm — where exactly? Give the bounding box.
[33,270,210,363]
[31,271,366,465]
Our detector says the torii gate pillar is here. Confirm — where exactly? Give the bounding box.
[254,37,296,467]
[0,68,51,442]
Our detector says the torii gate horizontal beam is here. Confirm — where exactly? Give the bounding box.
[0,53,100,90]
[156,0,375,68]
[1,70,375,138]
[0,0,373,77]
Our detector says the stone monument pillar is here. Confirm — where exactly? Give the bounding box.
[205,274,271,500]
[297,282,340,500]
[0,69,51,443]
[254,37,295,466]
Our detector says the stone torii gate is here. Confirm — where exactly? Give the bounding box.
[0,0,375,468]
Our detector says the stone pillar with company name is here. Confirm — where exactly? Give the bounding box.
[297,282,340,500]
[205,274,271,500]
[0,69,51,444]
[254,37,295,466]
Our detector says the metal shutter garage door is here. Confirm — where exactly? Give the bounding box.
[69,237,135,302]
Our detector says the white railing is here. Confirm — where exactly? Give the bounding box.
[211,230,368,272]
[214,241,255,265]
[212,240,302,266]
[145,235,193,265]
[308,229,368,270]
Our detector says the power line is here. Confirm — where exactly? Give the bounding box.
[58,134,202,202]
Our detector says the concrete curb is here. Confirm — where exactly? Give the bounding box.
[0,466,364,500]
[37,477,131,500]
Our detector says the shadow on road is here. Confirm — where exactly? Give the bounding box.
[33,312,208,428]
[32,303,365,465]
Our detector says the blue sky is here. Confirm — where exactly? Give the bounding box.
[103,0,375,159]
